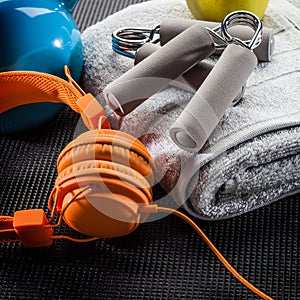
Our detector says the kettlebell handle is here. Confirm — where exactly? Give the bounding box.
[61,0,79,13]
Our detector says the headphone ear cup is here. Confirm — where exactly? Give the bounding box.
[62,191,141,238]
[51,129,155,238]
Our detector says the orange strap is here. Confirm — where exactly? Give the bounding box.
[0,66,110,130]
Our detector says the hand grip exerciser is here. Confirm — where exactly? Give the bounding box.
[0,67,273,300]
[108,11,268,117]
[104,23,215,116]
[170,11,262,152]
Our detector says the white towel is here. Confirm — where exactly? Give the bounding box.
[81,0,300,219]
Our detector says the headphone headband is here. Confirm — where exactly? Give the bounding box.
[0,66,109,130]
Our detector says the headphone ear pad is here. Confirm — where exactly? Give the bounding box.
[56,160,153,205]
[57,129,155,185]
[57,143,154,184]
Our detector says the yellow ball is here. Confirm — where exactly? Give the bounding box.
[186,0,269,22]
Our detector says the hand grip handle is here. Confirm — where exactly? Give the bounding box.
[170,44,258,152]
[104,24,215,116]
[134,43,212,92]
[135,43,245,104]
[160,18,274,62]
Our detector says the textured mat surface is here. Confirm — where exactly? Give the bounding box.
[0,0,299,299]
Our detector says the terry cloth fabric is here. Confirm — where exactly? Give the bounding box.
[81,0,300,220]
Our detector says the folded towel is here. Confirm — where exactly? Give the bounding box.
[81,0,300,219]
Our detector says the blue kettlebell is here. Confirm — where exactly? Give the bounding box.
[0,0,83,133]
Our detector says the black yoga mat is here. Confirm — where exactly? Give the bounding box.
[0,0,299,299]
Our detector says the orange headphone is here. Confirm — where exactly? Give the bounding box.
[0,67,272,300]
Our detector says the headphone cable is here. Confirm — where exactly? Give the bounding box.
[156,206,273,300]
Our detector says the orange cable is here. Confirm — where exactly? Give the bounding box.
[51,235,99,243]
[0,239,20,244]
[48,186,100,243]
[157,207,273,300]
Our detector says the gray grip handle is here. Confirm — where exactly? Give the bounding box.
[160,18,274,62]
[104,24,215,116]
[135,43,245,104]
[170,44,258,152]
[135,43,212,92]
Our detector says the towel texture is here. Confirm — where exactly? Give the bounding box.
[81,0,300,219]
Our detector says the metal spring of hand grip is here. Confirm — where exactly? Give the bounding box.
[207,10,263,51]
[112,25,160,58]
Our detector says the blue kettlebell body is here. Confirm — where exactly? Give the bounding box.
[0,0,83,133]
